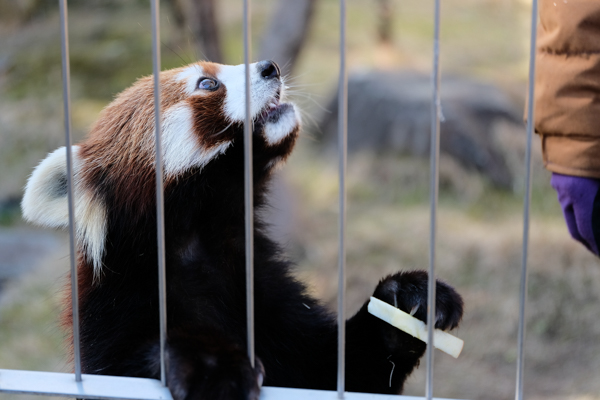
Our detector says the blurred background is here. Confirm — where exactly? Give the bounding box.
[1,0,600,399]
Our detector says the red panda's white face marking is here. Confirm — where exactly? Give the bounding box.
[161,104,232,177]
[217,63,281,122]
[157,61,301,177]
[174,62,284,120]
[22,60,300,278]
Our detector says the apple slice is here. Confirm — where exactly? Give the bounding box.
[368,296,464,358]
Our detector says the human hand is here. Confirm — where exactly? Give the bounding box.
[551,173,600,256]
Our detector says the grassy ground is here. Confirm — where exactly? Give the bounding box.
[2,1,600,399]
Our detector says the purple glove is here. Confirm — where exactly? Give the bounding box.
[551,173,600,256]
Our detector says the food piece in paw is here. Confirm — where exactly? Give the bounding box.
[368,296,464,358]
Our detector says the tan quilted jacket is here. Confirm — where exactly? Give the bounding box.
[535,0,600,178]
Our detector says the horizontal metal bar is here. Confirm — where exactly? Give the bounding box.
[0,369,172,400]
[261,386,463,400]
[1,370,468,400]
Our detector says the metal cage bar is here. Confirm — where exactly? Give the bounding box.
[0,370,172,400]
[243,0,256,369]
[426,0,442,398]
[0,370,455,400]
[515,1,538,399]
[58,0,82,383]
[150,0,169,387]
[337,0,348,398]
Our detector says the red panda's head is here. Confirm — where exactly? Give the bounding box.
[22,60,300,277]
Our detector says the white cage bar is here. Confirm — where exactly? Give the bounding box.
[0,370,456,400]
[0,0,541,399]
[425,0,442,398]
[58,0,82,384]
[243,0,256,370]
[515,0,539,399]
[337,0,348,397]
[150,0,169,387]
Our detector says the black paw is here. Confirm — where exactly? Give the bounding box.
[166,331,264,400]
[373,270,463,331]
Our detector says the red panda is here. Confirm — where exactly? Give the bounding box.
[22,60,463,400]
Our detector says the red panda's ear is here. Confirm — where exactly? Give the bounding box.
[22,146,107,275]
[22,146,77,228]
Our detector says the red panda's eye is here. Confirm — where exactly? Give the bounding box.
[198,78,219,91]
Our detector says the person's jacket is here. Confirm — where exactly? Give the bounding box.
[535,0,600,178]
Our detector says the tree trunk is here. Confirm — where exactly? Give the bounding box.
[258,0,316,77]
[377,0,393,44]
[170,0,223,63]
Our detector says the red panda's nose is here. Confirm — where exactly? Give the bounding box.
[258,60,281,80]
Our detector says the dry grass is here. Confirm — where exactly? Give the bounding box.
[280,143,600,400]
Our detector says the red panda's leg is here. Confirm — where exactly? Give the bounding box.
[147,328,264,400]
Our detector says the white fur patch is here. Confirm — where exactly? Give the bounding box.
[264,106,301,146]
[22,146,107,277]
[175,63,300,145]
[175,64,206,95]
[162,104,231,177]
[218,63,277,122]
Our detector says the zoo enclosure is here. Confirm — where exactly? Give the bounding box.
[0,0,540,399]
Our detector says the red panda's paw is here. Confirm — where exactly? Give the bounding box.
[373,270,464,333]
[165,331,264,400]
[343,272,463,394]
[368,271,463,359]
